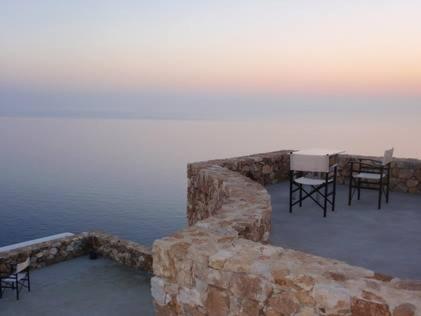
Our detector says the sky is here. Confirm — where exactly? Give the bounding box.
[0,1,421,118]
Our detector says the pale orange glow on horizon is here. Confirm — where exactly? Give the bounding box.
[1,1,421,96]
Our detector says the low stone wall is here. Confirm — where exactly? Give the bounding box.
[0,233,89,274]
[188,150,292,186]
[153,233,421,315]
[188,164,272,243]
[187,151,290,226]
[152,165,274,315]
[0,232,153,275]
[90,232,153,272]
[152,150,421,315]
[188,151,421,224]
[336,155,421,194]
[187,150,421,226]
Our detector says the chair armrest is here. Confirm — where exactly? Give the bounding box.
[359,162,384,170]
[348,159,386,177]
[349,158,383,168]
[357,158,382,165]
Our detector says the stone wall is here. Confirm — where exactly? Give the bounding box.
[90,232,153,272]
[187,151,290,226]
[0,233,90,274]
[0,232,153,275]
[153,164,274,315]
[152,150,421,315]
[153,232,421,315]
[336,155,421,194]
[187,150,421,226]
[188,150,292,186]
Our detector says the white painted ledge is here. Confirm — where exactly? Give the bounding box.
[0,233,74,253]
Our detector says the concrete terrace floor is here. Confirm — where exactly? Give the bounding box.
[267,182,421,280]
[0,257,154,316]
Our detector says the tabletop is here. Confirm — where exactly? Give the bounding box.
[293,148,346,156]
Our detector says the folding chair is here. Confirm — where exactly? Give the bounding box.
[289,153,338,217]
[0,257,31,300]
[348,148,394,209]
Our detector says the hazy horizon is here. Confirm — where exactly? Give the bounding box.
[1,1,420,120]
[1,85,420,120]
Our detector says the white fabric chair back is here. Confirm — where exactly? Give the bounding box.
[382,148,394,165]
[290,154,330,173]
[16,257,30,273]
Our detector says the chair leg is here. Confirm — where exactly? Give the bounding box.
[332,169,337,212]
[348,177,353,206]
[299,184,303,207]
[27,272,31,292]
[357,179,361,200]
[0,279,3,299]
[323,178,328,218]
[16,281,19,301]
[378,179,383,210]
[289,172,293,213]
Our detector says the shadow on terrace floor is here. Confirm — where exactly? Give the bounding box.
[1,257,154,316]
[267,182,421,280]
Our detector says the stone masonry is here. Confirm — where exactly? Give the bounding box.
[90,232,153,272]
[152,150,421,315]
[0,232,153,275]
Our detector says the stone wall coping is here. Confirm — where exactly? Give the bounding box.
[339,153,421,162]
[188,150,293,168]
[188,150,421,168]
[0,233,75,253]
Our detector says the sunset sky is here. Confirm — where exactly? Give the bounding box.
[1,1,421,99]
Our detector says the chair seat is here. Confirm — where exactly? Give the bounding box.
[1,272,27,284]
[294,177,332,186]
[353,172,386,180]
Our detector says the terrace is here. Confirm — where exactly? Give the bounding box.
[150,150,421,315]
[268,182,421,280]
[0,232,154,315]
[0,257,154,316]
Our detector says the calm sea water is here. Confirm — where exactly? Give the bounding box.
[1,113,420,247]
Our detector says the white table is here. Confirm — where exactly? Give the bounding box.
[294,148,345,156]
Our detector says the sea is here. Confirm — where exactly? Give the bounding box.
[0,99,420,247]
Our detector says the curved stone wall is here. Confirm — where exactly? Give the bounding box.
[187,150,290,226]
[152,150,421,316]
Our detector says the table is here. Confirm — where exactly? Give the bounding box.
[293,148,345,171]
[293,148,345,156]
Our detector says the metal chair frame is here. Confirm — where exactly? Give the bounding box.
[348,157,392,210]
[289,162,338,218]
[0,258,31,300]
